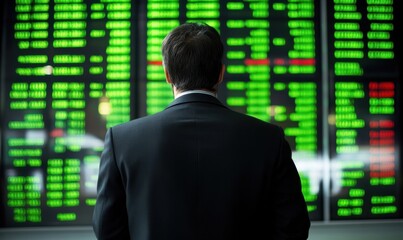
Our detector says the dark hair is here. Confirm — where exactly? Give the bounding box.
[162,22,224,92]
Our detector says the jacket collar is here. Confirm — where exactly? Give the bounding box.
[165,93,228,110]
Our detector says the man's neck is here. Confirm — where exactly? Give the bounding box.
[174,89,217,99]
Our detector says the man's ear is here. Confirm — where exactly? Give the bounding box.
[218,64,225,84]
[164,66,172,84]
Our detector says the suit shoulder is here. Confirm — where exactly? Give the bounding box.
[228,110,284,136]
[110,113,161,136]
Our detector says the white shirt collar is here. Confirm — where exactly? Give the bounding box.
[175,90,217,99]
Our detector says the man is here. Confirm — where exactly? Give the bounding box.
[93,22,310,240]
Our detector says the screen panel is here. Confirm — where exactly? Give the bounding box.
[0,0,135,226]
[327,0,401,220]
[141,0,323,221]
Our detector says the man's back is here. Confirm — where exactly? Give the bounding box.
[93,93,310,240]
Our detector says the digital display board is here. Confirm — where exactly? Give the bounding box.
[141,0,323,221]
[1,0,134,226]
[0,0,401,227]
[327,0,401,219]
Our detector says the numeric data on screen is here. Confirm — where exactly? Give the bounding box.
[141,0,324,220]
[1,0,134,226]
[0,0,401,227]
[328,0,400,220]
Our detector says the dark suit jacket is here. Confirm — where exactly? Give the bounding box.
[93,93,310,240]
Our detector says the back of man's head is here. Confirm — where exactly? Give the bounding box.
[162,22,224,92]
